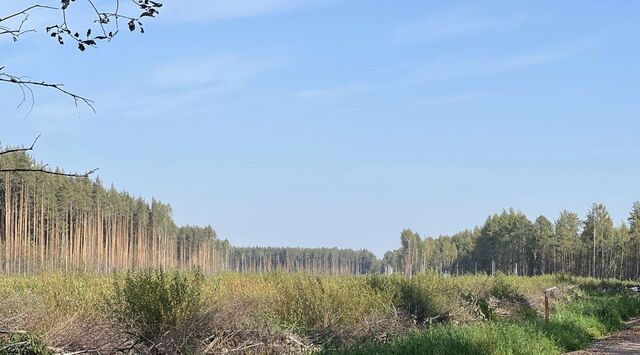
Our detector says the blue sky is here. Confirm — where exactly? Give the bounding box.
[1,1,640,256]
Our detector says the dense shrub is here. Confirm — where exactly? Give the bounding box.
[367,273,453,324]
[490,273,520,299]
[108,268,204,339]
[265,273,388,344]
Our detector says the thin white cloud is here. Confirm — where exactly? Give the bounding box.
[96,85,227,120]
[503,50,584,69]
[152,54,275,91]
[23,103,89,135]
[163,0,331,23]
[395,5,524,44]
[404,40,602,84]
[96,53,281,120]
[409,94,476,107]
[292,83,371,100]
[289,40,600,104]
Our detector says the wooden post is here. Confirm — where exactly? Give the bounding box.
[544,293,549,323]
[544,287,558,324]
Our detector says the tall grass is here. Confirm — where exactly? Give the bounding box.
[0,272,638,354]
[108,268,204,339]
[334,321,562,355]
[336,291,640,354]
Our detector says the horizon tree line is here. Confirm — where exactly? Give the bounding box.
[384,204,640,280]
[3,148,640,279]
[0,150,380,275]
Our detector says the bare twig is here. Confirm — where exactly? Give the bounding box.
[62,350,98,355]
[0,167,99,178]
[0,135,98,177]
[229,342,262,353]
[0,5,58,24]
[0,134,41,157]
[0,75,95,112]
[1,1,162,111]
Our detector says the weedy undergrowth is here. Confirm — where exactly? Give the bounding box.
[0,333,52,355]
[107,268,204,346]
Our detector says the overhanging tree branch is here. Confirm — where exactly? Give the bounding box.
[0,74,96,112]
[2,1,162,177]
[0,134,41,157]
[0,134,98,178]
[0,167,99,178]
[0,0,162,110]
[0,5,57,25]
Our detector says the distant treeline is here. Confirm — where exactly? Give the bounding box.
[2,150,640,279]
[229,247,380,274]
[0,151,379,275]
[384,205,640,280]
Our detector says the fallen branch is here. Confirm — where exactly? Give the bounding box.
[62,350,97,355]
[0,329,27,334]
[0,341,28,350]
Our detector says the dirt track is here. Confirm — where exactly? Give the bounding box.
[568,318,640,354]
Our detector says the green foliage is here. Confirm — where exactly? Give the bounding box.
[2,272,640,354]
[0,334,52,355]
[534,293,640,351]
[337,289,640,354]
[335,322,561,355]
[398,275,453,323]
[367,273,453,324]
[257,273,387,341]
[108,268,204,338]
[477,298,497,321]
[490,273,520,299]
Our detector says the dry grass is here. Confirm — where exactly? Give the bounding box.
[0,272,635,354]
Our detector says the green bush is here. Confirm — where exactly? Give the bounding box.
[333,287,640,354]
[367,273,453,324]
[0,334,52,355]
[490,273,520,299]
[108,268,204,339]
[398,279,444,323]
[268,274,387,339]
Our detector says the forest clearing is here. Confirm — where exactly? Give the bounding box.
[2,152,640,354]
[3,1,640,354]
[0,271,639,354]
